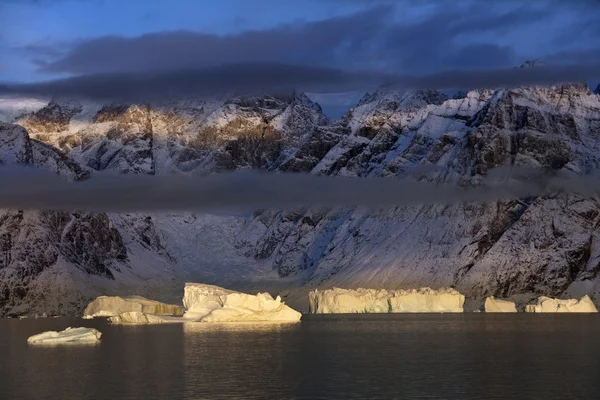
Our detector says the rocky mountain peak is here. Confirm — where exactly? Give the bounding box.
[2,80,600,316]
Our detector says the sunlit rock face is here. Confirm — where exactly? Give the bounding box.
[82,295,184,318]
[484,296,517,313]
[525,295,598,313]
[183,283,301,322]
[27,327,102,344]
[308,287,465,314]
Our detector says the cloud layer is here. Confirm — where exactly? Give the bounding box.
[3,0,599,100]
[25,0,600,77]
[2,62,598,101]
[0,167,595,213]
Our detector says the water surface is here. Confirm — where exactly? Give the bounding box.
[1,314,599,399]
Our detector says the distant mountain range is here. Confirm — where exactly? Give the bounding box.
[1,63,600,316]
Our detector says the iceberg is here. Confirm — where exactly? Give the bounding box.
[108,311,177,325]
[27,327,102,344]
[83,295,185,319]
[484,297,517,313]
[183,283,302,322]
[308,287,465,313]
[525,295,598,313]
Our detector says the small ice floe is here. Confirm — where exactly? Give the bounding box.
[27,327,102,345]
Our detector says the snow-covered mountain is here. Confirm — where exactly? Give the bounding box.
[2,77,600,316]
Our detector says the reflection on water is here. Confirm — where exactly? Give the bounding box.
[2,314,600,399]
[27,340,101,347]
[183,321,300,333]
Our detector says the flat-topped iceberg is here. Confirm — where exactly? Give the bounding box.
[27,327,102,344]
[484,297,517,313]
[183,283,302,322]
[308,287,465,313]
[525,295,598,313]
[83,295,184,319]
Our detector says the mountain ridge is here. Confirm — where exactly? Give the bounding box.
[1,80,600,316]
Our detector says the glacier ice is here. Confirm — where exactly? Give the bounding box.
[108,311,176,325]
[308,287,465,313]
[484,297,517,313]
[182,283,236,320]
[82,295,185,319]
[183,283,302,322]
[525,295,598,313]
[27,327,102,344]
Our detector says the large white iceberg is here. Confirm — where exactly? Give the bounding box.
[27,327,102,344]
[484,296,517,313]
[183,283,302,322]
[83,295,185,319]
[308,287,465,313]
[525,295,598,313]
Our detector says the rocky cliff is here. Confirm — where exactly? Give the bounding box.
[1,78,600,316]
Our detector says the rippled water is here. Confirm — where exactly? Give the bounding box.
[2,314,600,399]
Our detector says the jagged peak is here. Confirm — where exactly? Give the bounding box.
[595,84,600,95]
[355,89,448,109]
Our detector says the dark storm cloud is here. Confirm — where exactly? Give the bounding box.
[0,63,392,100]
[5,0,598,100]
[27,0,600,77]
[2,62,597,101]
[35,6,392,75]
[0,167,597,213]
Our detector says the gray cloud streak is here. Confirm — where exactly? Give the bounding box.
[0,63,390,101]
[1,62,598,101]
[0,168,597,213]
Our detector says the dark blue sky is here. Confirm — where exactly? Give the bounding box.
[0,0,599,116]
[2,0,599,82]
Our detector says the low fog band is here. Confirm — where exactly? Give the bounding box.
[0,169,597,212]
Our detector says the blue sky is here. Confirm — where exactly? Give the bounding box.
[0,0,599,117]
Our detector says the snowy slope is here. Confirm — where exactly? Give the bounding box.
[1,80,600,316]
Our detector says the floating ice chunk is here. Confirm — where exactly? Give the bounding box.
[83,295,184,319]
[484,297,517,313]
[525,295,598,313]
[108,311,177,325]
[27,327,102,344]
[183,283,302,322]
[308,287,465,313]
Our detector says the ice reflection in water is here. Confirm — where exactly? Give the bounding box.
[183,321,300,333]
[183,321,302,399]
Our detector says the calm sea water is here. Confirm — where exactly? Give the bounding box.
[1,314,599,399]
